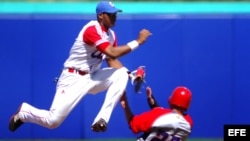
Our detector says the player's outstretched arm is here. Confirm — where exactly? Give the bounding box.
[105,57,123,69]
[103,29,152,59]
[146,87,159,109]
[120,91,134,124]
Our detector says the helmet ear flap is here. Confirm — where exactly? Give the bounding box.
[168,86,192,110]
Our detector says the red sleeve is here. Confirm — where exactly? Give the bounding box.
[184,114,193,128]
[113,32,118,47]
[83,26,110,53]
[129,107,172,134]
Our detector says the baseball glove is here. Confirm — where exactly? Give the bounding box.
[130,66,146,93]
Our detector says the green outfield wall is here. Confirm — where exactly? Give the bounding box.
[0,2,250,14]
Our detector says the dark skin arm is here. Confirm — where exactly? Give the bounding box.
[98,13,152,69]
[103,29,151,69]
[120,91,134,124]
[105,57,123,69]
[102,29,152,59]
[120,87,158,141]
[120,86,160,124]
[98,13,151,59]
[146,86,159,109]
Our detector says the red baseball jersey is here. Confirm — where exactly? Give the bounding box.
[130,107,193,141]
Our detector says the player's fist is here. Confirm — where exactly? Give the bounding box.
[136,29,152,45]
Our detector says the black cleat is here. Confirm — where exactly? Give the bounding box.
[9,106,23,132]
[91,118,107,132]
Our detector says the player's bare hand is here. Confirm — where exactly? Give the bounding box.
[146,86,152,98]
[136,29,152,45]
[146,86,155,105]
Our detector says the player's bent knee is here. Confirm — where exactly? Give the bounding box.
[116,67,129,80]
[47,120,62,129]
[46,115,65,129]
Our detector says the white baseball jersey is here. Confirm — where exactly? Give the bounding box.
[64,20,116,73]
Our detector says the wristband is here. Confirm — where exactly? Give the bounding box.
[127,40,139,51]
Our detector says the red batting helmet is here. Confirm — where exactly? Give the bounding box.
[168,86,192,110]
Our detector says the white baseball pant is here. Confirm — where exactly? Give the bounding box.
[17,67,129,129]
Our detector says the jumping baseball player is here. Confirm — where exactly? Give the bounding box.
[9,0,151,133]
[120,86,193,141]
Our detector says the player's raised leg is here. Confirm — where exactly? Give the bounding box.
[9,70,92,131]
[89,67,129,132]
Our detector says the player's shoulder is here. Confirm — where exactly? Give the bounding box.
[184,114,193,127]
[155,107,172,112]
[85,20,99,27]
[83,20,99,31]
[149,107,173,117]
[83,21,99,29]
[82,21,100,38]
